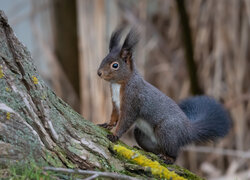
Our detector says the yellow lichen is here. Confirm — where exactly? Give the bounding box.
[32,76,38,84]
[6,112,10,120]
[113,144,186,180]
[0,66,4,78]
[5,87,10,92]
[41,93,46,100]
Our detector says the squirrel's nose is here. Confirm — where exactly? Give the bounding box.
[97,70,102,77]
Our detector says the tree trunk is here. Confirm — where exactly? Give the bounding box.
[52,0,80,112]
[0,11,200,180]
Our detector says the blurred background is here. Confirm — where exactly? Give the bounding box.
[1,0,250,179]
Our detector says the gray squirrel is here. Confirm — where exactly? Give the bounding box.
[97,28,231,164]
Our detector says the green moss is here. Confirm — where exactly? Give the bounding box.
[97,157,111,170]
[0,65,4,78]
[67,144,83,154]
[54,147,76,169]
[1,160,57,180]
[167,165,204,180]
[43,150,64,167]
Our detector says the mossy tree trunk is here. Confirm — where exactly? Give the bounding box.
[0,11,201,180]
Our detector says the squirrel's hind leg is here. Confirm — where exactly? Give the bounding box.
[154,125,180,163]
[134,127,160,154]
[134,127,176,164]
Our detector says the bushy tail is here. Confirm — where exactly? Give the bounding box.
[179,96,231,142]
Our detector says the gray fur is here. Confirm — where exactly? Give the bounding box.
[122,28,139,52]
[109,27,123,52]
[119,70,193,158]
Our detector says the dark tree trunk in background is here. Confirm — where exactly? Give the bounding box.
[52,0,80,112]
[176,0,203,95]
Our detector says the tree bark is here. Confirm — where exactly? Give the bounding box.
[0,11,201,180]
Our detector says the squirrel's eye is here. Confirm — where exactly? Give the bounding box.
[111,62,119,70]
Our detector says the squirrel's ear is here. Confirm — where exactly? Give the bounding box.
[109,27,124,52]
[120,28,139,60]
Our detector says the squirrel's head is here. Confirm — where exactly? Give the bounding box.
[97,28,139,83]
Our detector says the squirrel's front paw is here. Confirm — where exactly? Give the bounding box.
[98,123,114,130]
[107,134,119,142]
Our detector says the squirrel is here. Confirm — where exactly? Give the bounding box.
[97,28,231,164]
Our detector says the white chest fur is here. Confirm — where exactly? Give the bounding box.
[111,83,121,111]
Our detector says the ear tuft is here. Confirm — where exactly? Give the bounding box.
[109,27,124,52]
[121,28,139,53]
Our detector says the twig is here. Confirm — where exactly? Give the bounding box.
[225,94,250,108]
[43,167,140,180]
[83,174,99,180]
[184,146,250,159]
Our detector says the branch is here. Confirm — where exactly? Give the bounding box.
[184,146,250,159]
[43,167,140,180]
